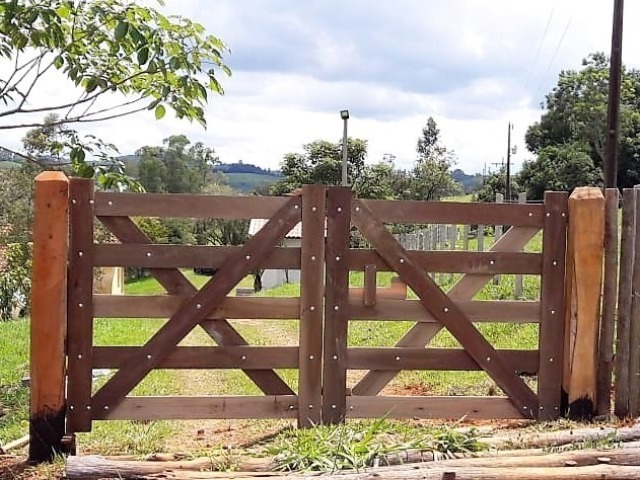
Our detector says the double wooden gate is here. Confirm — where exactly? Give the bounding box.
[63,180,568,435]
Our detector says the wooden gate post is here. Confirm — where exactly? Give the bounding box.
[29,171,69,462]
[562,187,604,419]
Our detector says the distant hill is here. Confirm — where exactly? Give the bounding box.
[213,162,281,193]
[452,169,483,193]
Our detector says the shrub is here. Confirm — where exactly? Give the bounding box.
[0,242,33,321]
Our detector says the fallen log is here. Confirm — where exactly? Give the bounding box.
[485,423,640,449]
[65,463,640,480]
[65,448,640,479]
[0,435,29,454]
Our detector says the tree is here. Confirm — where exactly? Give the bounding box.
[270,138,368,195]
[0,0,230,178]
[406,117,460,201]
[474,168,522,203]
[524,52,640,189]
[519,143,602,200]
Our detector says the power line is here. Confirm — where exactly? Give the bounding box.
[523,7,556,91]
[536,16,573,95]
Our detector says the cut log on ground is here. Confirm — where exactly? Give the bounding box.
[0,435,29,454]
[65,447,640,479]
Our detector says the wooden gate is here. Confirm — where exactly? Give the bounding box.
[322,187,568,422]
[65,179,326,433]
[61,181,568,439]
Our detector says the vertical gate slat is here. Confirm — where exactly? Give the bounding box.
[614,189,636,417]
[66,178,95,432]
[322,187,352,424]
[537,191,568,420]
[298,185,326,427]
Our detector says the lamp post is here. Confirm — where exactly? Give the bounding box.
[340,109,349,186]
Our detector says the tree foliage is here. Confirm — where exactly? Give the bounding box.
[0,0,230,178]
[523,52,640,193]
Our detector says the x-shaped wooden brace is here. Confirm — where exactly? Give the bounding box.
[91,197,301,411]
[351,199,539,417]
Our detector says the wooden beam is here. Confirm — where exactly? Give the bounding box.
[563,187,604,419]
[29,171,69,462]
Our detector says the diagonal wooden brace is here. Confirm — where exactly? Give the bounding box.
[353,224,540,396]
[92,197,301,410]
[352,200,539,417]
[98,216,293,395]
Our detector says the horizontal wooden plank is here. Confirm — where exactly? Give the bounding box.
[347,348,538,372]
[349,250,542,274]
[95,244,301,269]
[93,346,299,369]
[346,396,523,419]
[93,395,299,420]
[349,299,540,323]
[94,295,540,323]
[359,199,544,226]
[94,192,292,219]
[94,295,301,319]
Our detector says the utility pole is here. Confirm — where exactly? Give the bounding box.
[340,110,350,186]
[605,0,624,188]
[506,122,512,202]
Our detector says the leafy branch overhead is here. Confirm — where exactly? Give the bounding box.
[0,0,231,130]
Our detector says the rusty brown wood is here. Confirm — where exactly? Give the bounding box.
[322,187,352,424]
[347,348,538,372]
[94,244,301,269]
[91,197,301,410]
[348,250,542,274]
[537,191,569,420]
[353,226,540,396]
[92,346,298,369]
[614,189,636,418]
[66,178,95,433]
[94,192,290,219]
[352,199,537,417]
[360,199,544,226]
[598,188,620,415]
[298,185,326,427]
[97,216,293,395]
[363,264,377,307]
[629,190,640,416]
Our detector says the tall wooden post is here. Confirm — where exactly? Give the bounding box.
[29,172,69,462]
[562,187,605,419]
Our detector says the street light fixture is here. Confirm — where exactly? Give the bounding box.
[340,110,349,186]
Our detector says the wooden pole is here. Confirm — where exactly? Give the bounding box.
[628,189,640,415]
[515,193,527,298]
[615,189,636,418]
[597,188,619,415]
[29,171,69,462]
[563,187,604,419]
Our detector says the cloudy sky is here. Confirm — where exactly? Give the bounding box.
[3,1,639,173]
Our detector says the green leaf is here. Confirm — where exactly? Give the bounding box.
[154,104,166,120]
[55,4,71,19]
[137,46,149,65]
[85,77,98,93]
[115,21,129,41]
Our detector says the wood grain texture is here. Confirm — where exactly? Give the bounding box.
[598,188,619,415]
[91,197,301,411]
[95,396,299,420]
[346,396,523,419]
[537,191,568,420]
[92,346,298,369]
[614,189,636,417]
[29,171,69,462]
[629,190,640,415]
[360,199,544,226]
[349,250,542,274]
[563,187,604,419]
[298,185,325,426]
[363,264,377,307]
[65,178,95,433]
[352,199,538,417]
[95,192,290,219]
[347,348,538,372]
[95,244,301,269]
[322,187,352,424]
